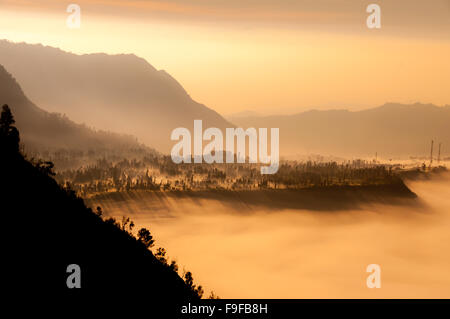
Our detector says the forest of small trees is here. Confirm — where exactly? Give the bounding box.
[48,153,410,198]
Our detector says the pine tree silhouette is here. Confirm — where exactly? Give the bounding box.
[0,104,20,154]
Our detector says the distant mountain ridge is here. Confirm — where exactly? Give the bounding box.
[0,40,233,153]
[232,103,450,157]
[0,64,148,154]
[2,40,448,158]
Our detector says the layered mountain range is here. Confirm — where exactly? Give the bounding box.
[1,39,449,158]
[0,40,232,153]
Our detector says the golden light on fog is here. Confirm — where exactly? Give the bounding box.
[88,174,450,298]
[2,0,450,296]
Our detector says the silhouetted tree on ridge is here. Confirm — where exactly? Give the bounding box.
[138,228,155,249]
[0,104,20,154]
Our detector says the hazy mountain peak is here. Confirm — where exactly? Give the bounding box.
[0,40,231,152]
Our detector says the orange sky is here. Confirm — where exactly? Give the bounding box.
[1,0,449,115]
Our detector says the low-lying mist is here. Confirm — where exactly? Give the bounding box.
[90,173,450,298]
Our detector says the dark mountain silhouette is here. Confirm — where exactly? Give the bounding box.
[230,103,450,157]
[0,63,150,154]
[0,40,233,153]
[1,104,199,303]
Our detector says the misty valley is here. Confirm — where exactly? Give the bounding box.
[32,135,450,298]
[1,28,450,305]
